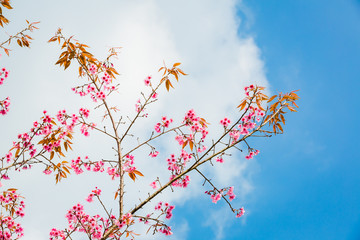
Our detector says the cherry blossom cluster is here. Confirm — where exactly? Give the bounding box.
[144,75,152,86]
[0,97,10,115]
[166,150,192,188]
[37,112,73,152]
[0,67,11,115]
[51,190,131,240]
[241,106,265,125]
[0,190,25,239]
[49,228,66,240]
[244,84,255,96]
[224,106,265,144]
[70,156,86,174]
[245,149,260,160]
[0,190,26,217]
[166,150,192,174]
[123,154,136,173]
[1,110,91,178]
[113,212,134,230]
[79,108,90,118]
[86,187,102,203]
[54,108,95,138]
[70,156,106,175]
[138,213,152,224]
[220,117,231,128]
[137,212,172,235]
[64,203,104,239]
[149,150,159,158]
[171,174,190,188]
[135,98,150,116]
[4,112,56,168]
[89,64,97,75]
[149,180,157,189]
[71,84,94,97]
[205,189,221,204]
[159,225,173,236]
[151,92,158,99]
[205,186,237,204]
[135,75,161,114]
[80,122,96,137]
[0,67,9,85]
[15,132,35,158]
[154,116,173,133]
[235,207,245,218]
[183,109,209,140]
[174,109,209,153]
[153,201,175,235]
[0,216,24,240]
[135,99,142,113]
[71,66,117,102]
[216,155,224,163]
[106,166,120,180]
[56,110,79,132]
[226,186,236,200]
[154,202,175,219]
[144,75,159,99]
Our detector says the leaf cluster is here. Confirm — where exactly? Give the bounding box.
[49,29,120,82]
[237,86,300,135]
[37,122,74,183]
[264,90,299,134]
[0,0,12,27]
[0,189,22,217]
[159,62,187,91]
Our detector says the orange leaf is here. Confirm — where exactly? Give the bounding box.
[173,62,181,67]
[15,148,20,158]
[167,80,174,90]
[189,140,194,151]
[182,140,188,149]
[129,172,136,181]
[288,106,297,112]
[67,143,73,151]
[2,1,12,9]
[63,166,70,174]
[237,100,246,110]
[114,191,118,200]
[133,170,144,177]
[267,95,277,103]
[177,68,187,75]
[64,61,71,70]
[256,98,265,111]
[173,71,179,81]
[280,114,285,125]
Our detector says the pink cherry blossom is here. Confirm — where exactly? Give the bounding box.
[144,76,151,86]
[149,151,159,158]
[150,181,157,189]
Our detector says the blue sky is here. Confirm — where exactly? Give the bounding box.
[178,1,360,239]
[1,0,360,240]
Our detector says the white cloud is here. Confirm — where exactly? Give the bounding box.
[0,0,268,239]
